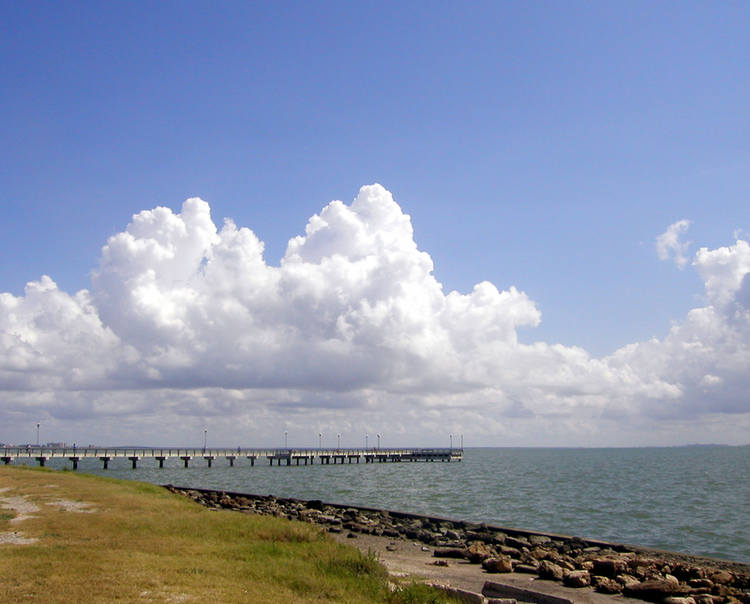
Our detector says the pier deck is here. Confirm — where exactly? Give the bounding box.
[1,446,462,470]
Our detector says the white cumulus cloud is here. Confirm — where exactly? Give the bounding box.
[1,186,750,446]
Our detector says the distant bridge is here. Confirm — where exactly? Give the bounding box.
[1,446,463,470]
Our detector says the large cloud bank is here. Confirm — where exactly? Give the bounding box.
[1,186,749,445]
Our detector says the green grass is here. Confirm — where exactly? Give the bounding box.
[0,466,458,603]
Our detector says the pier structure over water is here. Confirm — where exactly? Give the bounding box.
[1,446,462,470]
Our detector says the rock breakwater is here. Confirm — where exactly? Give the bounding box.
[165,486,750,604]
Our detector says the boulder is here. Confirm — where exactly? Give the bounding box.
[505,536,530,550]
[593,557,628,578]
[558,558,576,571]
[623,579,693,602]
[591,575,622,594]
[482,556,514,573]
[629,557,659,579]
[466,530,494,543]
[563,570,591,588]
[537,560,564,581]
[498,545,522,559]
[528,546,549,561]
[709,570,734,585]
[466,542,494,563]
[433,548,467,559]
[528,534,551,546]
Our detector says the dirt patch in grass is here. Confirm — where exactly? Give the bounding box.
[0,495,40,523]
[0,491,42,545]
[0,531,38,545]
[45,498,95,513]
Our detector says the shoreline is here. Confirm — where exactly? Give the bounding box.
[166,485,750,603]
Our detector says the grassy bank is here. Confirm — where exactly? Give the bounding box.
[0,466,452,603]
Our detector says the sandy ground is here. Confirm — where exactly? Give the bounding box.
[333,531,646,604]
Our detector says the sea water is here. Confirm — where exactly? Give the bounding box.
[13,446,750,563]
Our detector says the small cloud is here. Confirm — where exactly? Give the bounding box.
[700,374,723,388]
[656,219,692,269]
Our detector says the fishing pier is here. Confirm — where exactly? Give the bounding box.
[1,446,463,470]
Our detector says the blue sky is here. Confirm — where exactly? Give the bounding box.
[1,2,749,447]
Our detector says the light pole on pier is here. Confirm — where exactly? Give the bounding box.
[376,433,381,449]
[36,423,40,447]
[284,431,288,448]
[365,433,368,449]
[203,429,207,451]
[318,433,322,449]
[449,434,453,450]
[337,433,341,449]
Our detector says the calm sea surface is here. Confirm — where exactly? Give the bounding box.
[15,446,750,563]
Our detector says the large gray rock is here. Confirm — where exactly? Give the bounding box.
[623,579,693,602]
